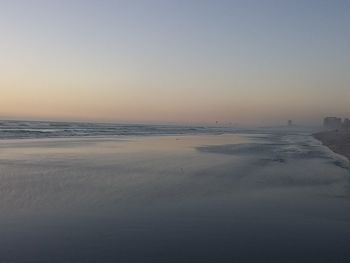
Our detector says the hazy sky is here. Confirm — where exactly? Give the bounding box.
[1,0,349,125]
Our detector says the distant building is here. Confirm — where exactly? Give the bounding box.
[288,120,292,126]
[323,117,342,129]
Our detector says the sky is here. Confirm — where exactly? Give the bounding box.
[1,0,349,126]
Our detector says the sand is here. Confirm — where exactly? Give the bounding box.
[314,130,350,161]
[1,133,350,262]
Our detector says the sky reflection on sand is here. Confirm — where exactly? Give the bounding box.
[0,133,350,262]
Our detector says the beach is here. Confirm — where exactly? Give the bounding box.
[314,130,350,161]
[1,131,350,262]
[2,1,349,262]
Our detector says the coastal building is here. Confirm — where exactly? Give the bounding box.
[323,117,342,129]
[288,120,292,126]
[323,117,350,130]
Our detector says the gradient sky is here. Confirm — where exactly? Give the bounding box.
[1,0,349,125]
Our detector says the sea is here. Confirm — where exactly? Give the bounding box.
[0,120,349,262]
[0,120,240,139]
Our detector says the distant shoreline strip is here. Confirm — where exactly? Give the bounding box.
[313,130,350,161]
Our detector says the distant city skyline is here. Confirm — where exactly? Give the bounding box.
[1,0,349,125]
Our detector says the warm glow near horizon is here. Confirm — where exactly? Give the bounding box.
[1,0,349,126]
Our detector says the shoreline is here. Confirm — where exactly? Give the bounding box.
[313,130,350,161]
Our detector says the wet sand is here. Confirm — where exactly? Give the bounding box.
[0,133,350,262]
[314,130,350,161]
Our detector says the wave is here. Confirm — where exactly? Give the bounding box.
[0,120,240,139]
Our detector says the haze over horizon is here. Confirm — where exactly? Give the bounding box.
[1,0,349,125]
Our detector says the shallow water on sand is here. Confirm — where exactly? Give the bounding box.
[0,132,350,262]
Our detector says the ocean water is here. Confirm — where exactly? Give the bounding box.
[0,128,350,262]
[0,120,239,139]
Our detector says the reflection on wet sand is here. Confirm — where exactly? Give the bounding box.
[0,132,350,262]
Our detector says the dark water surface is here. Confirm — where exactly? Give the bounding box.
[0,120,240,139]
[0,132,350,262]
